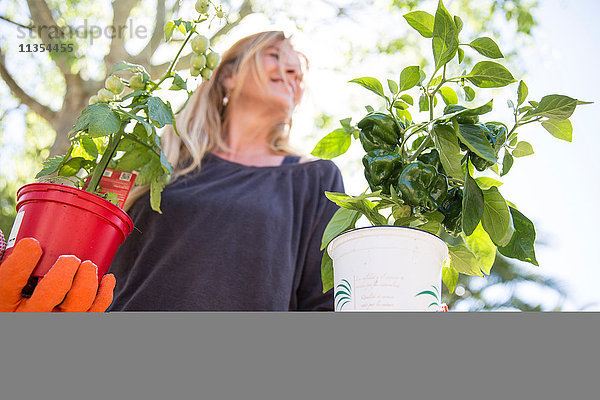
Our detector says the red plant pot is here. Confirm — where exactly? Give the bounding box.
[3,183,133,284]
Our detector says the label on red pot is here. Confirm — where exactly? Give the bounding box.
[6,210,25,250]
[85,169,137,208]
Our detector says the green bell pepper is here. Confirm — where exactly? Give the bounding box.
[396,160,448,211]
[439,187,463,236]
[357,112,400,152]
[417,149,445,175]
[362,149,404,194]
[469,122,508,171]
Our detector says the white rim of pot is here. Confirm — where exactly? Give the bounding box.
[327,225,449,260]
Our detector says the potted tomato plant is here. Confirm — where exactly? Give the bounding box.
[312,0,590,311]
[3,3,225,296]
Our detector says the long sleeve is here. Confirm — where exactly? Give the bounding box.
[295,162,344,311]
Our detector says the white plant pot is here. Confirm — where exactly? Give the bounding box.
[327,226,449,312]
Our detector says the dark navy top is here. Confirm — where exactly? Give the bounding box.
[108,153,344,311]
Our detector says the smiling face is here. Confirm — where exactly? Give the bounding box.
[226,39,305,120]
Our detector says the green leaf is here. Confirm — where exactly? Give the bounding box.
[475,177,503,189]
[481,186,514,247]
[149,175,166,213]
[164,21,175,41]
[132,122,150,140]
[320,208,361,251]
[432,0,459,73]
[461,99,493,116]
[432,124,463,179]
[462,167,484,236]
[81,137,98,160]
[110,61,147,75]
[403,10,435,38]
[85,103,121,138]
[392,100,409,110]
[147,97,174,128]
[530,94,578,120]
[463,223,496,275]
[399,66,421,92]
[463,86,475,101]
[400,94,414,105]
[512,141,534,157]
[387,79,398,94]
[36,155,66,178]
[104,192,119,206]
[457,124,496,163]
[457,47,465,63]
[311,128,351,159]
[448,244,484,276]
[442,266,459,293]
[419,94,429,112]
[415,210,445,235]
[59,157,85,177]
[325,192,387,226]
[465,61,516,88]
[517,80,528,106]
[69,111,90,135]
[115,145,152,172]
[439,86,458,105]
[169,73,187,90]
[339,117,352,130]
[349,77,386,99]
[321,251,334,293]
[498,207,538,266]
[135,159,161,186]
[541,118,572,142]
[501,151,513,176]
[467,37,504,59]
[454,15,463,32]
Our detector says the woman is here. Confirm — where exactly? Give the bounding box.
[0,31,343,312]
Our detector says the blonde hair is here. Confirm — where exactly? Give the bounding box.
[125,31,307,211]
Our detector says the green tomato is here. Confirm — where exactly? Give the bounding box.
[97,88,115,103]
[200,68,212,80]
[205,52,221,69]
[195,0,209,13]
[105,75,124,95]
[191,35,210,54]
[88,95,100,105]
[191,53,206,70]
[190,67,201,77]
[129,73,146,90]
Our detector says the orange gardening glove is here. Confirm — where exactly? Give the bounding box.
[0,238,116,312]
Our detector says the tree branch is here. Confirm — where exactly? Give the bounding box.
[0,15,33,31]
[104,0,140,71]
[133,0,166,64]
[0,51,57,122]
[25,0,72,77]
[149,0,255,77]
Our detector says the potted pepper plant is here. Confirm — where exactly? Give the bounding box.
[2,2,225,296]
[312,0,590,311]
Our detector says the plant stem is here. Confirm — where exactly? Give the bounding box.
[409,135,432,162]
[506,116,542,141]
[86,130,123,193]
[153,29,195,89]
